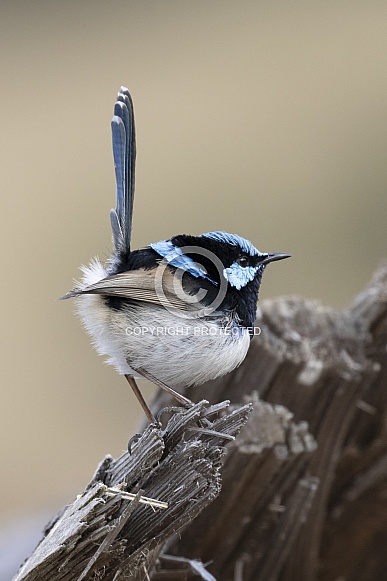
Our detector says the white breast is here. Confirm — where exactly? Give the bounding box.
[75,259,250,388]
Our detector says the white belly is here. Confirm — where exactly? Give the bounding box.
[75,260,250,388]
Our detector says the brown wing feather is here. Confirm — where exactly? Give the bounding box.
[60,268,200,312]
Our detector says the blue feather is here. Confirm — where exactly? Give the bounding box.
[111,87,136,252]
[111,114,125,223]
[150,240,218,285]
[200,231,261,257]
[223,263,262,290]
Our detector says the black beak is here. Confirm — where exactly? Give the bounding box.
[261,252,291,266]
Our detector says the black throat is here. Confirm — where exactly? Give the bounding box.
[221,272,262,332]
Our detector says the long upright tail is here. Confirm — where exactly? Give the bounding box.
[110,87,136,253]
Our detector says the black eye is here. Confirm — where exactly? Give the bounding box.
[237,256,249,267]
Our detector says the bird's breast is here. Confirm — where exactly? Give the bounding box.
[77,286,250,388]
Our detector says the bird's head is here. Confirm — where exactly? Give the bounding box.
[150,231,290,328]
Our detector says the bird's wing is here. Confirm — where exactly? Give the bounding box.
[60,268,203,313]
[110,87,136,253]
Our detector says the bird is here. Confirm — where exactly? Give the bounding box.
[62,86,290,424]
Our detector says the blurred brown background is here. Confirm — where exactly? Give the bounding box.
[1,0,386,573]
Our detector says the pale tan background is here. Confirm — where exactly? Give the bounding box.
[1,0,386,569]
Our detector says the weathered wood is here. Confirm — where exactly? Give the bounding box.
[161,396,317,581]
[14,401,251,581]
[152,264,387,581]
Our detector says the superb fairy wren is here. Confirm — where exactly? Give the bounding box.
[62,87,290,423]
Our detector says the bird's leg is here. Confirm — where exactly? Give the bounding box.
[133,367,194,408]
[125,375,157,424]
[129,369,230,440]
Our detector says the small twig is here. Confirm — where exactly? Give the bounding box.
[104,487,168,509]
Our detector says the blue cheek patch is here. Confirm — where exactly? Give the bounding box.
[150,240,217,284]
[223,263,260,290]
